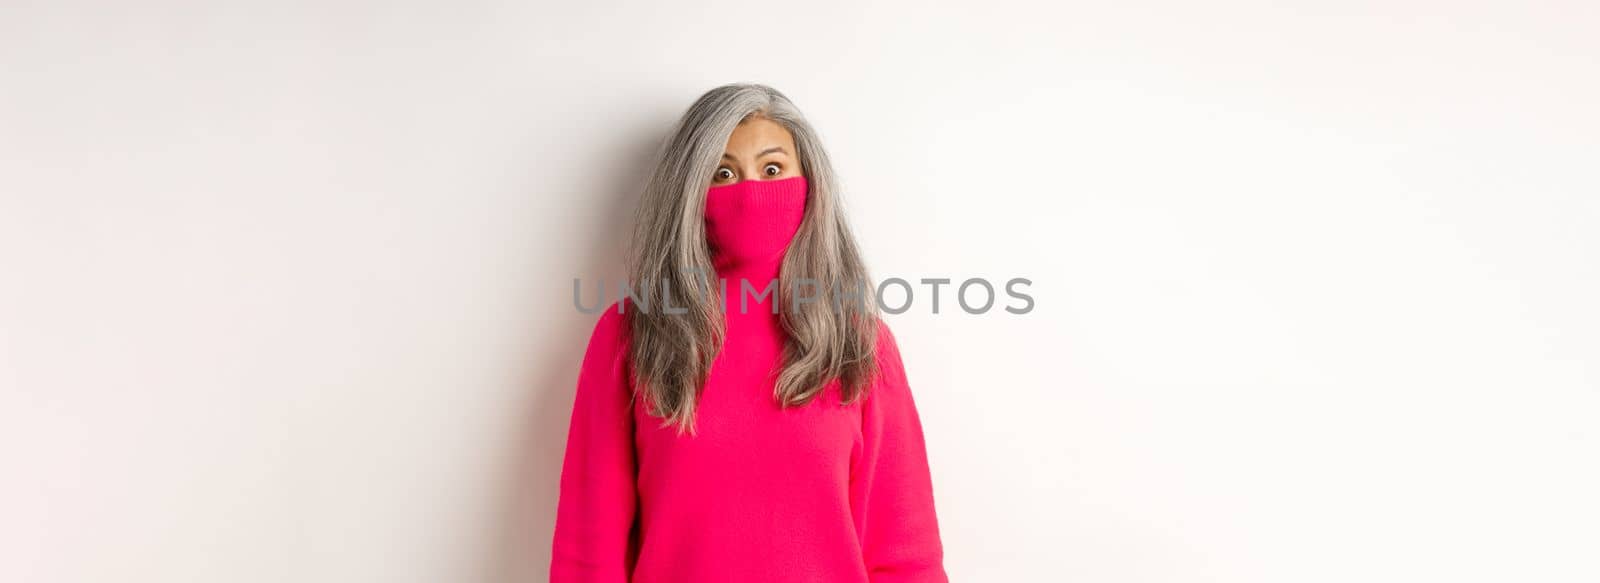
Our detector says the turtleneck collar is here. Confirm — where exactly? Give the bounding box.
[703,175,807,312]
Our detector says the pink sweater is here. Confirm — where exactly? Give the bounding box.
[549,177,948,582]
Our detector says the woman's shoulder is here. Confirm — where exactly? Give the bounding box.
[873,317,903,361]
[866,317,912,390]
[581,300,630,350]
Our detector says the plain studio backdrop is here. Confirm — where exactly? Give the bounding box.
[2,1,1596,582]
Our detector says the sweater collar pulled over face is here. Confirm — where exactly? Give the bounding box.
[702,175,807,290]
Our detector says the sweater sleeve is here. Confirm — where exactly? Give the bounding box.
[550,306,639,582]
[853,322,950,583]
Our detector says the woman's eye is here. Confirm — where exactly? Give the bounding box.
[763,163,781,176]
[715,167,733,181]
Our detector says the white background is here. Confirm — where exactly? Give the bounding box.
[3,2,1597,582]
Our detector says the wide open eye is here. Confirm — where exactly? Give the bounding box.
[763,163,782,176]
[714,167,734,181]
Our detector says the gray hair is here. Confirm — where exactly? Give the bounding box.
[626,83,879,435]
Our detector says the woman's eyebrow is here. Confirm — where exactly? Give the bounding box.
[722,146,790,161]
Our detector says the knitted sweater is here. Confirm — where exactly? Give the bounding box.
[549,176,948,582]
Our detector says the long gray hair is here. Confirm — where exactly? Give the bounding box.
[626,83,879,435]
